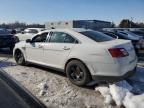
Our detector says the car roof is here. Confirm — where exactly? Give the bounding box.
[40,28,92,34]
[25,28,44,31]
[33,28,97,43]
[26,28,44,30]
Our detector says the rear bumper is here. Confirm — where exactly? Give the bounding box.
[92,67,136,83]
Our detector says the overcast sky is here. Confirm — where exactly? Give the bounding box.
[0,0,144,25]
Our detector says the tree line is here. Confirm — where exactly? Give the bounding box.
[0,21,45,29]
[114,19,144,28]
[119,19,144,28]
[0,20,144,29]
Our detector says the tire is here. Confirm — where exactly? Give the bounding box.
[66,60,91,86]
[14,50,26,65]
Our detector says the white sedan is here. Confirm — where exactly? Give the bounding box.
[15,28,44,41]
[13,28,137,86]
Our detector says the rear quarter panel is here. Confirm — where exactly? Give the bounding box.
[63,43,115,75]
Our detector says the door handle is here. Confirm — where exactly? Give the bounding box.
[63,46,70,50]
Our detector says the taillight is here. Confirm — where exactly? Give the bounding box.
[108,48,129,58]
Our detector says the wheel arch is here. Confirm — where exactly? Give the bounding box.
[14,48,26,60]
[64,58,92,75]
[64,58,93,83]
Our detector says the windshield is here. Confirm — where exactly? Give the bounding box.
[79,30,114,42]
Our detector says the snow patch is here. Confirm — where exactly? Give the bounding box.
[95,86,112,104]
[38,82,49,96]
[123,92,144,108]
[96,67,144,108]
[109,80,133,106]
[130,67,144,83]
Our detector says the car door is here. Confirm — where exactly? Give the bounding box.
[25,32,48,63]
[43,31,77,69]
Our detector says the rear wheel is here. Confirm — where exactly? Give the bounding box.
[14,50,25,65]
[66,60,91,86]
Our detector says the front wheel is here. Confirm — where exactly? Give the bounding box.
[66,60,91,86]
[14,50,26,65]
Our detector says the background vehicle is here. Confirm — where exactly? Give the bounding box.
[0,28,16,51]
[117,30,143,39]
[14,29,137,86]
[130,30,144,37]
[15,28,44,41]
[102,30,143,54]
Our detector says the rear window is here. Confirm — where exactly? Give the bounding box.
[24,29,38,34]
[119,32,128,35]
[80,31,114,42]
[104,32,118,38]
[132,31,144,35]
[0,29,9,35]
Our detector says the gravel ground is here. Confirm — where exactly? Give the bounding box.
[0,57,116,108]
[0,56,143,108]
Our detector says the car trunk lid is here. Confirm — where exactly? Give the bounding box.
[101,39,137,75]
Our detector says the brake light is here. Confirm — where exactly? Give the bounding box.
[108,48,129,58]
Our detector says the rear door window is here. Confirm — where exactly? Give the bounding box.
[49,32,65,43]
[64,34,76,43]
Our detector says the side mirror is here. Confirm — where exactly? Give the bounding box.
[26,39,32,43]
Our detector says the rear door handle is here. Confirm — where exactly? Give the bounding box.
[63,46,70,50]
